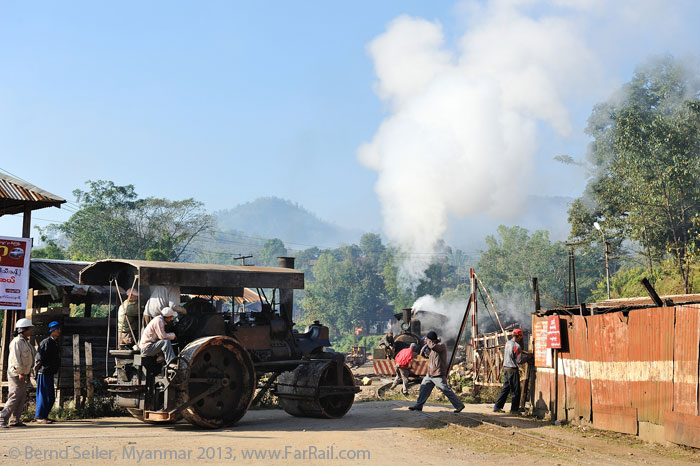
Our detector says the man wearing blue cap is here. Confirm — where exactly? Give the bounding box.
[34,321,62,424]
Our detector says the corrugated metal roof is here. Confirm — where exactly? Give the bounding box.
[0,173,66,215]
[30,259,116,302]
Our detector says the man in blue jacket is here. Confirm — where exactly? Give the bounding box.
[35,321,62,424]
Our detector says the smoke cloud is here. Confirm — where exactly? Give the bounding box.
[411,291,534,343]
[358,0,684,287]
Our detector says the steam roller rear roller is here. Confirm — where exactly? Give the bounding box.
[276,359,358,418]
[174,336,256,428]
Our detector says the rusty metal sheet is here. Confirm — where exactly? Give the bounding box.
[557,315,572,422]
[674,305,700,416]
[628,307,674,424]
[0,172,66,215]
[588,312,631,411]
[664,410,700,448]
[533,369,554,416]
[572,315,592,421]
[593,404,638,434]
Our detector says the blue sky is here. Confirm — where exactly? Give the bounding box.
[1,1,699,248]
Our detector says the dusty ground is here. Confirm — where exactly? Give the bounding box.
[0,401,698,465]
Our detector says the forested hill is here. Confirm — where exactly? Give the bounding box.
[215,197,363,248]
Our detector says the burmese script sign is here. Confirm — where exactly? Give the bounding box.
[0,236,31,309]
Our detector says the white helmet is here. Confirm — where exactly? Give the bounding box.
[15,318,33,329]
[161,307,178,318]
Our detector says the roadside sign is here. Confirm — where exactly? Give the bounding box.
[0,236,32,309]
[534,320,552,367]
[546,315,562,349]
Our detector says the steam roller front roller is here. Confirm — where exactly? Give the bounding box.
[276,359,358,418]
[174,336,256,428]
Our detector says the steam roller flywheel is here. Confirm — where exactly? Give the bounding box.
[175,336,256,428]
[276,359,357,418]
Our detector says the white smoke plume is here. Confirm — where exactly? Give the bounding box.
[412,291,533,343]
[358,0,679,287]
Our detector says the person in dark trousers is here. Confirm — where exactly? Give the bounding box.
[409,331,465,413]
[35,321,62,424]
[493,328,527,413]
[390,343,417,395]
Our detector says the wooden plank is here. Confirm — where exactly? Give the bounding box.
[665,410,700,448]
[593,404,638,435]
[84,342,94,401]
[73,334,81,406]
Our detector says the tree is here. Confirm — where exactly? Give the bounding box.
[302,251,386,333]
[31,239,66,260]
[569,56,700,292]
[359,233,385,267]
[256,238,287,267]
[477,225,568,307]
[55,180,212,261]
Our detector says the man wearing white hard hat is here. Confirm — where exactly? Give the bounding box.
[1,318,36,428]
[139,307,177,366]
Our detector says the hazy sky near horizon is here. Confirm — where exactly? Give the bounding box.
[2,1,700,249]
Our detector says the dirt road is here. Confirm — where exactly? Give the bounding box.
[0,401,698,465]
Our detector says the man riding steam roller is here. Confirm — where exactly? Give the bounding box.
[139,307,178,367]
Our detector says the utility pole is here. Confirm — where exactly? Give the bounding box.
[565,243,582,306]
[593,222,611,300]
[233,254,253,266]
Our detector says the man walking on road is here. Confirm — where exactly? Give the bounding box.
[0,318,36,428]
[409,331,464,413]
[493,328,527,413]
[35,321,62,424]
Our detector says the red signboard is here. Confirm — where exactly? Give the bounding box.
[0,236,32,309]
[547,315,562,349]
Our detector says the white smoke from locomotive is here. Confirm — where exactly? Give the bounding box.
[411,292,533,342]
[358,1,604,288]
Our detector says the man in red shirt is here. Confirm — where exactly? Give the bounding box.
[390,343,417,395]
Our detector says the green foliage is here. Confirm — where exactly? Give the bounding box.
[145,249,169,261]
[54,180,212,261]
[330,334,382,354]
[302,250,386,333]
[256,238,287,266]
[569,55,700,292]
[31,239,66,260]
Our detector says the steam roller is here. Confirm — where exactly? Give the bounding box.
[276,358,356,418]
[173,336,256,428]
[83,257,360,429]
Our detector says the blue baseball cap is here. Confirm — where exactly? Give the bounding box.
[48,321,62,331]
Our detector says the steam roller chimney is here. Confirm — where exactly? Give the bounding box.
[278,257,296,328]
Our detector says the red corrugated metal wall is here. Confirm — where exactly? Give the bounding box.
[674,306,700,416]
[532,304,700,446]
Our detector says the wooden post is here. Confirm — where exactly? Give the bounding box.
[641,277,664,307]
[553,347,559,422]
[1,310,17,384]
[84,342,93,402]
[73,335,81,407]
[532,277,541,311]
[22,204,32,238]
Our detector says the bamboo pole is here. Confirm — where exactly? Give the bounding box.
[73,334,81,406]
[84,342,93,402]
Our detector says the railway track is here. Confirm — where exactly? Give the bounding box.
[392,402,633,465]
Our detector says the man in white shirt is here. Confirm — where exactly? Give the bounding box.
[144,286,185,325]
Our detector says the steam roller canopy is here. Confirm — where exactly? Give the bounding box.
[175,336,256,428]
[276,359,356,418]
